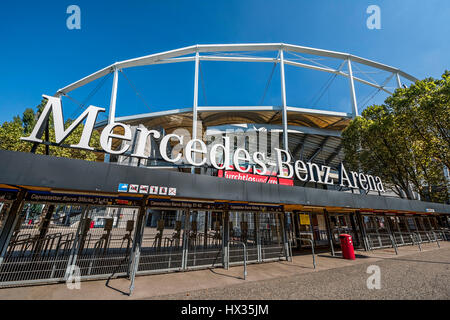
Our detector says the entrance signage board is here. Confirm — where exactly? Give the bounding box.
[25,192,141,206]
[21,95,385,193]
[147,199,283,212]
[148,199,227,210]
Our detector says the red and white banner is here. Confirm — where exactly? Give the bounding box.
[217,166,293,186]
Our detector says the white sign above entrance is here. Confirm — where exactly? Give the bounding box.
[21,95,385,193]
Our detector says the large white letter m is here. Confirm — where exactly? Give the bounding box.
[21,95,105,150]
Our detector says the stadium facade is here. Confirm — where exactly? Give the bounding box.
[0,44,449,289]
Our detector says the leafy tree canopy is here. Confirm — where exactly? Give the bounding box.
[342,71,449,203]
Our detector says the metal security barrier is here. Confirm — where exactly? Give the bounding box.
[392,231,415,246]
[297,233,316,269]
[441,229,450,241]
[0,203,293,288]
[136,210,187,274]
[410,232,422,251]
[259,212,285,262]
[227,240,247,280]
[72,206,138,280]
[366,232,395,249]
[0,203,83,286]
[229,212,258,265]
[0,203,140,287]
[185,211,223,269]
[366,232,398,254]
[365,229,444,253]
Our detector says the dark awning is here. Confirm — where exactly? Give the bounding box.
[0,150,448,214]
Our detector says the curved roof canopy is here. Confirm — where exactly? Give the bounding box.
[56,43,417,97]
[59,43,416,169]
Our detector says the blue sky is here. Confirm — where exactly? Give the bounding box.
[0,0,449,123]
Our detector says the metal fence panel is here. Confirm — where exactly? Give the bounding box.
[0,203,83,286]
[186,211,223,269]
[229,212,258,264]
[259,212,284,261]
[137,209,186,274]
[71,206,138,279]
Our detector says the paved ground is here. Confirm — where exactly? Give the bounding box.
[0,241,449,300]
[156,246,450,300]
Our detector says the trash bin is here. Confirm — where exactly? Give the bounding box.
[339,234,355,260]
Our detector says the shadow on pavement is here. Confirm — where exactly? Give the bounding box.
[208,267,243,280]
[317,253,371,259]
[105,277,131,296]
[277,261,315,270]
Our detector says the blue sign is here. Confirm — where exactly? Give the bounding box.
[118,183,129,192]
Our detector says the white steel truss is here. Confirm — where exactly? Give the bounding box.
[54,43,417,166]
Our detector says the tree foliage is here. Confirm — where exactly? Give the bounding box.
[342,72,449,203]
[0,99,102,161]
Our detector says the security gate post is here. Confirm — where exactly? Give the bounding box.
[64,205,90,280]
[385,214,399,254]
[181,210,190,270]
[323,209,335,256]
[222,210,229,269]
[34,204,56,254]
[255,212,262,262]
[0,190,27,265]
[129,196,148,294]
[281,211,291,261]
[349,212,361,248]
[355,211,370,251]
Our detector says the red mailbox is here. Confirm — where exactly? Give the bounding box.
[339,234,355,260]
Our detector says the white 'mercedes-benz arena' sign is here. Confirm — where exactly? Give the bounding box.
[21,95,385,193]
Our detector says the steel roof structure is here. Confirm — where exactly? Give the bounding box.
[55,43,417,170]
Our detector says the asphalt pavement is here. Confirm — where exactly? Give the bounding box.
[0,242,448,300]
[153,245,450,300]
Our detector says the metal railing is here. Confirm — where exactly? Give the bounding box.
[297,233,316,269]
[227,240,247,280]
[287,232,316,269]
[366,229,445,253]
[366,232,398,254]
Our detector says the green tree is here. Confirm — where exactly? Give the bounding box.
[388,71,450,170]
[342,72,449,203]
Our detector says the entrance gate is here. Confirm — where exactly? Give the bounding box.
[229,212,258,264]
[0,202,140,286]
[361,213,444,250]
[73,206,139,279]
[0,191,306,290]
[328,212,360,248]
[136,209,187,274]
[185,210,223,269]
[363,215,393,248]
[259,212,285,261]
